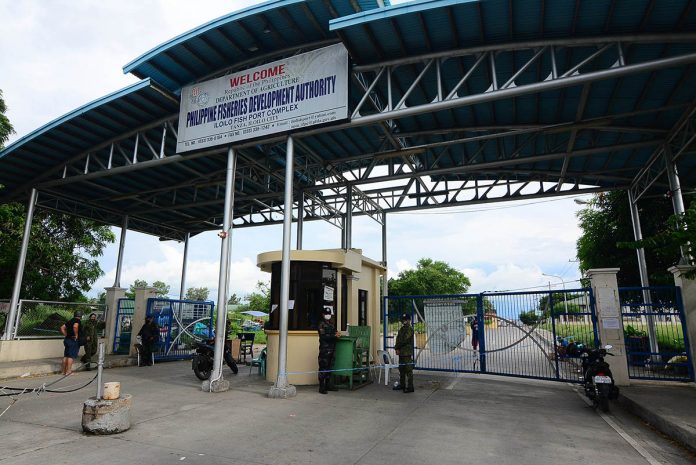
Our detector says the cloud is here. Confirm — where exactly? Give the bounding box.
[93,243,267,299]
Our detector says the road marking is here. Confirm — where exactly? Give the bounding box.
[571,386,663,465]
[445,374,464,390]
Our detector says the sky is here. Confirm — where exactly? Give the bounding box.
[0,0,591,302]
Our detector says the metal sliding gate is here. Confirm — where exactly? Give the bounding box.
[618,286,693,382]
[384,288,598,382]
[113,298,135,354]
[146,298,214,361]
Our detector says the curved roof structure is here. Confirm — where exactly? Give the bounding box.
[1,0,695,241]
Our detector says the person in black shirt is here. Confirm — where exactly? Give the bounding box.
[137,315,159,366]
[60,311,83,375]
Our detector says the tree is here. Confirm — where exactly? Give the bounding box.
[619,201,696,279]
[0,90,114,302]
[185,286,209,301]
[227,293,241,305]
[0,89,14,149]
[388,258,471,296]
[576,191,678,287]
[245,281,270,312]
[0,204,115,301]
[125,279,170,299]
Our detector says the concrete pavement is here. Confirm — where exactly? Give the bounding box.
[1,361,694,465]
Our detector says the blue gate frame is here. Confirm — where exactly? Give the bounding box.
[619,286,694,382]
[383,288,599,383]
[112,298,135,354]
[146,298,214,361]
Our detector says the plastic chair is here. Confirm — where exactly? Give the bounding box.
[249,347,267,376]
[375,350,399,385]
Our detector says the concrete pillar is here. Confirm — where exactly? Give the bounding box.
[668,265,696,377]
[586,268,630,386]
[104,286,126,354]
[130,287,156,356]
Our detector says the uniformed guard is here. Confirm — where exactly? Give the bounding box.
[80,312,99,370]
[393,313,415,393]
[317,307,339,394]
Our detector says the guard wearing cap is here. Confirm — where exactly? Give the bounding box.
[393,313,415,393]
[317,307,339,394]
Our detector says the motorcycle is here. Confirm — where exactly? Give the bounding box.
[578,344,620,412]
[192,338,239,380]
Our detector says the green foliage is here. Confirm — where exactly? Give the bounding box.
[389,258,471,296]
[624,324,647,337]
[576,192,678,286]
[618,201,696,279]
[227,293,241,305]
[0,204,115,301]
[0,89,14,149]
[413,321,426,334]
[185,287,209,301]
[519,310,541,325]
[244,281,271,312]
[125,279,170,299]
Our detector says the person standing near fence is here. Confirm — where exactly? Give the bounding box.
[60,311,83,375]
[393,313,414,393]
[137,315,159,367]
[81,313,99,370]
[470,316,480,351]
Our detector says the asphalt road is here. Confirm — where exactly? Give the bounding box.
[1,361,693,465]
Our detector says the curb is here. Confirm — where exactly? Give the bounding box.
[618,393,696,454]
[0,356,137,380]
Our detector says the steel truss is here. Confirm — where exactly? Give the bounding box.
[27,34,696,236]
[630,104,696,203]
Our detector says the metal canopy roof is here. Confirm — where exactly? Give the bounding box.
[1,0,695,242]
[123,0,390,92]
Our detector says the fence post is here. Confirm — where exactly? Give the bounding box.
[586,268,630,386]
[477,294,486,373]
[668,265,696,379]
[104,287,126,354]
[130,287,157,356]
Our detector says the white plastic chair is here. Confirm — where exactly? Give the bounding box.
[375,350,399,386]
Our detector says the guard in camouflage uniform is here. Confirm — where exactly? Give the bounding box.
[80,313,99,370]
[317,307,339,394]
[393,313,415,393]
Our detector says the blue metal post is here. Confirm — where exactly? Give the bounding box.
[675,286,695,381]
[477,294,486,373]
[589,288,600,348]
[383,296,388,351]
[548,292,560,380]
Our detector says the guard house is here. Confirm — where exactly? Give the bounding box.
[257,249,385,385]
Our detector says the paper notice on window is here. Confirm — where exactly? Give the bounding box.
[602,317,621,329]
[323,286,334,302]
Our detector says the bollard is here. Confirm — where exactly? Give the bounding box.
[82,341,131,434]
[96,342,104,400]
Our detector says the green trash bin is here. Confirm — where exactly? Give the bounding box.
[332,336,357,389]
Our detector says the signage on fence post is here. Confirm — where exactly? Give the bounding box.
[176,43,349,153]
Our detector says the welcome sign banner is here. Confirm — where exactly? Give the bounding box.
[176,43,349,153]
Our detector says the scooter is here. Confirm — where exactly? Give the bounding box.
[578,344,619,413]
[192,338,238,380]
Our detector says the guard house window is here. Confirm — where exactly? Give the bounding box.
[268,262,336,330]
[358,290,367,327]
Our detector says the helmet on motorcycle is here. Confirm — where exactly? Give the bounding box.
[322,307,333,315]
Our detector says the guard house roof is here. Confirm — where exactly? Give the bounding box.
[1,0,695,241]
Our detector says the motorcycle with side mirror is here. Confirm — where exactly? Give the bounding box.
[577,344,620,412]
[192,338,238,380]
